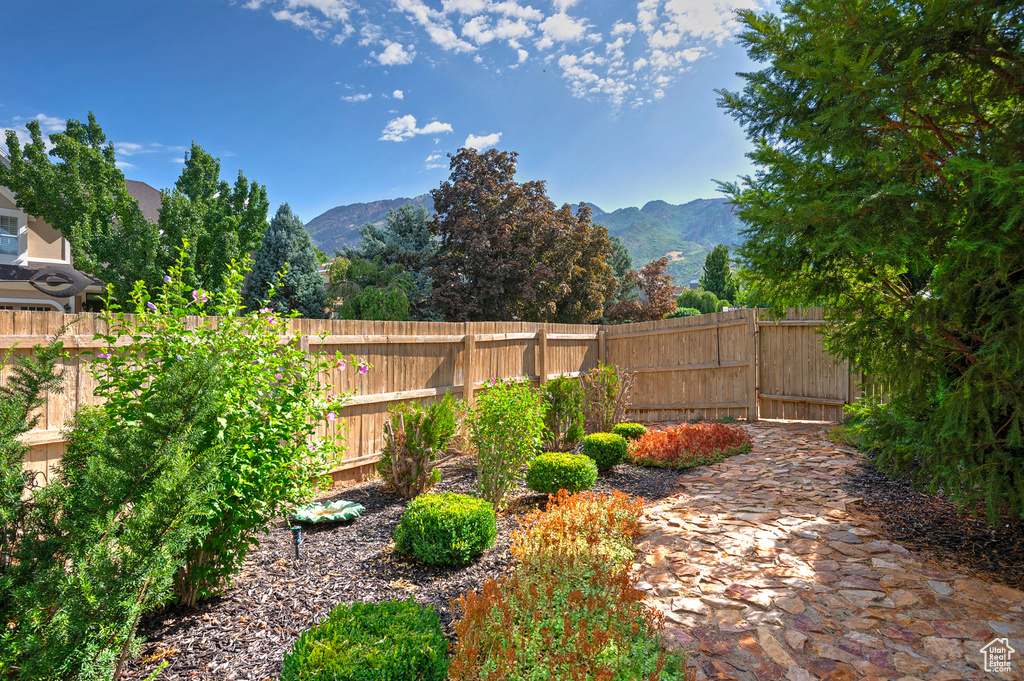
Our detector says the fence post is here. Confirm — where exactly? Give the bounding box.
[463,333,476,410]
[747,309,758,422]
[537,328,548,386]
[598,328,606,366]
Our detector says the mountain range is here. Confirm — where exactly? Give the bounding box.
[305,195,744,285]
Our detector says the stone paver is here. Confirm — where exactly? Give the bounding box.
[633,421,1024,681]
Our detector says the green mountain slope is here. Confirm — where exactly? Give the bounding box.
[307,195,743,285]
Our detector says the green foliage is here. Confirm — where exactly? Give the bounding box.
[158,142,270,296]
[718,0,1024,520]
[699,245,737,303]
[82,252,355,606]
[0,112,161,302]
[581,433,628,472]
[605,257,680,323]
[470,378,548,511]
[676,289,724,314]
[526,452,598,495]
[611,423,648,441]
[2,361,228,681]
[281,599,449,681]
[393,492,497,566]
[541,376,584,450]
[667,307,701,318]
[333,205,441,321]
[377,392,464,499]
[328,256,414,321]
[244,203,327,318]
[430,148,616,322]
[579,363,635,435]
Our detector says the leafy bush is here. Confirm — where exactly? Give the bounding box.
[579,363,635,435]
[526,453,598,495]
[512,490,643,573]
[281,599,449,681]
[676,289,723,314]
[393,492,497,566]
[469,378,547,511]
[628,423,752,469]
[377,392,464,499]
[450,491,689,681]
[541,376,584,450]
[666,307,701,318]
[582,432,628,471]
[612,423,648,441]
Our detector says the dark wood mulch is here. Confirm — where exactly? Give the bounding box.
[122,456,686,681]
[842,462,1024,589]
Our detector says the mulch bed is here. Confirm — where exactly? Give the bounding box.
[843,462,1024,589]
[122,455,686,681]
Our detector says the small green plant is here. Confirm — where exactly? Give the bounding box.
[377,392,464,499]
[582,432,628,471]
[281,599,449,681]
[666,307,701,318]
[612,423,648,441]
[579,363,635,434]
[469,378,547,511]
[541,376,584,450]
[526,452,598,495]
[393,492,497,566]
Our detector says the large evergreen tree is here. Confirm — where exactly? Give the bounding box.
[245,204,327,318]
[430,148,615,322]
[719,0,1024,519]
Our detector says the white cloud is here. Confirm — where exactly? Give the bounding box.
[284,0,353,23]
[425,153,447,169]
[492,1,544,21]
[442,0,489,13]
[342,92,373,102]
[551,0,577,12]
[463,16,496,44]
[374,41,416,65]
[115,160,136,170]
[393,89,404,99]
[359,23,383,46]
[272,9,332,38]
[463,132,502,150]
[394,0,477,53]
[379,115,454,142]
[517,48,529,63]
[535,13,589,49]
[611,21,636,36]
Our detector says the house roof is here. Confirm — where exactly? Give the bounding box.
[125,180,162,223]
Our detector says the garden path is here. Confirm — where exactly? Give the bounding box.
[635,421,1024,681]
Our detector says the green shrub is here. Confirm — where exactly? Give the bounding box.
[281,599,449,681]
[541,376,584,451]
[612,423,648,441]
[469,378,547,511]
[676,289,723,314]
[666,307,701,318]
[526,453,598,495]
[393,492,497,566]
[377,392,464,499]
[579,363,635,434]
[582,433,628,471]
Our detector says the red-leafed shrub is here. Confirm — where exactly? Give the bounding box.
[627,422,752,469]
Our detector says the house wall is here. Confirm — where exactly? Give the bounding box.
[27,217,65,261]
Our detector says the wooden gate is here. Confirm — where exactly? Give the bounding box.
[756,307,854,421]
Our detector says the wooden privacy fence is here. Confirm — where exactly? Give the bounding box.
[5,307,860,486]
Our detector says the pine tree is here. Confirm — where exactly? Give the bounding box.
[699,245,736,303]
[245,204,327,318]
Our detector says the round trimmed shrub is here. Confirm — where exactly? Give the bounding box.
[612,422,648,441]
[526,452,598,495]
[581,432,628,471]
[393,492,497,566]
[281,598,449,681]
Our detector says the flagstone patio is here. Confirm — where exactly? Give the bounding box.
[634,421,1024,681]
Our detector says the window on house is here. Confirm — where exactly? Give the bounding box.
[0,215,19,256]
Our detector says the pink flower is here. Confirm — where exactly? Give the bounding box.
[326,412,337,421]
[358,364,368,374]
[275,373,283,380]
[337,361,347,371]
[191,289,209,304]
[146,301,157,311]
[97,352,112,360]
[163,275,172,284]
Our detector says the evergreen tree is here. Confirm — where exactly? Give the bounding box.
[719,0,1024,520]
[245,204,327,318]
[699,244,736,303]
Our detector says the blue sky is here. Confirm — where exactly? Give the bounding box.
[1,0,768,223]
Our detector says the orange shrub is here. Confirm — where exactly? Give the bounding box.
[627,422,752,469]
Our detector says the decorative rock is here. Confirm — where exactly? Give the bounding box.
[785,629,809,651]
[785,667,815,681]
[884,626,919,642]
[716,609,753,633]
[697,628,737,656]
[892,652,933,676]
[921,636,964,660]
[664,625,698,650]
[927,580,953,597]
[709,659,744,680]
[891,589,920,608]
[673,597,710,616]
[930,621,968,639]
[756,627,797,668]
[805,659,840,679]
[725,583,774,609]
[777,597,807,615]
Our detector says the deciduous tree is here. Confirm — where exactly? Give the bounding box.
[718,0,1024,519]
[429,148,615,322]
[605,257,680,323]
